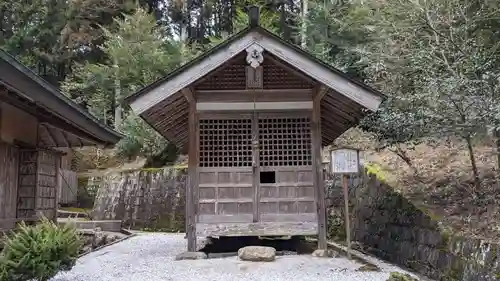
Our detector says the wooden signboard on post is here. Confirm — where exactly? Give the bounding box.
[330,148,361,259]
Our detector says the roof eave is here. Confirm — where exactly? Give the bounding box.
[124,27,252,105]
[0,50,123,145]
[125,26,385,112]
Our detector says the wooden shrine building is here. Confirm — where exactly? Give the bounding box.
[126,7,384,251]
[0,50,122,231]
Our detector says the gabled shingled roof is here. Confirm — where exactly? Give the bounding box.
[125,21,385,150]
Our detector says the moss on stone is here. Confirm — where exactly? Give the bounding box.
[139,164,187,172]
[443,268,461,281]
[357,264,381,272]
[365,163,389,182]
[386,272,419,281]
[439,229,452,249]
[444,254,466,281]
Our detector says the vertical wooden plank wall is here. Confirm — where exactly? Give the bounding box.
[0,142,19,230]
[17,150,38,219]
[57,169,77,205]
[312,92,327,250]
[16,149,59,222]
[36,150,58,220]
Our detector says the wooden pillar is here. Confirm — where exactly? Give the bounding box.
[251,112,260,223]
[312,87,327,250]
[185,89,197,252]
[54,154,61,222]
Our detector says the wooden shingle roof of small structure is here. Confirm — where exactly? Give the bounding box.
[0,49,122,147]
[126,15,384,152]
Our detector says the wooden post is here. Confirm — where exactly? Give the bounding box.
[251,112,260,223]
[312,91,327,250]
[343,174,351,259]
[54,155,61,223]
[185,89,197,252]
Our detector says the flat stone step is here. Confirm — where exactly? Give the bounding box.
[57,218,122,232]
[58,210,90,219]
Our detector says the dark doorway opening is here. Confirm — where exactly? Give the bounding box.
[260,171,276,184]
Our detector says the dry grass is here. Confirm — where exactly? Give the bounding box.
[339,129,500,240]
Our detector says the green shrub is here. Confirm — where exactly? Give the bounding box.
[327,208,346,241]
[0,218,82,281]
[387,272,419,281]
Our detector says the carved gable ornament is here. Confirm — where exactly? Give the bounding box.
[246,44,264,68]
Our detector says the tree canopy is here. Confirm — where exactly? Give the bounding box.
[2,0,500,179]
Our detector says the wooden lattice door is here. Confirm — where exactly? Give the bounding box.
[197,112,315,226]
[198,115,255,224]
[257,114,316,224]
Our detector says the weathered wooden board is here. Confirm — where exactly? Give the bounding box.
[58,169,77,205]
[17,149,38,219]
[0,142,19,230]
[195,112,318,237]
[196,221,318,237]
[35,150,59,220]
[198,167,254,223]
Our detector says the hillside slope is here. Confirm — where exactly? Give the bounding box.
[335,129,500,240]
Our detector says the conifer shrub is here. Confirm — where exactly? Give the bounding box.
[0,218,82,281]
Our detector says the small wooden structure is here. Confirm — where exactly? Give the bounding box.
[126,7,384,251]
[0,50,122,231]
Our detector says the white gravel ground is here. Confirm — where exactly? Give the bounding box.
[51,233,421,281]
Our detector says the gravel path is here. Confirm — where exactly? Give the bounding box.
[51,233,420,281]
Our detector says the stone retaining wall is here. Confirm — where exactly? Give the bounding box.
[349,170,500,281]
[91,167,186,231]
[90,165,500,280]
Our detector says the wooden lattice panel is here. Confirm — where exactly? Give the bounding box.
[262,58,315,89]
[258,117,312,167]
[17,150,37,218]
[195,54,247,91]
[199,118,252,167]
[194,53,315,91]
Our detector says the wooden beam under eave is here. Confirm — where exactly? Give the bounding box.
[321,116,348,137]
[41,124,57,147]
[41,122,98,147]
[60,131,72,148]
[152,106,189,130]
[319,123,339,142]
[314,85,328,103]
[321,102,356,124]
[196,89,312,96]
[77,137,84,148]
[44,125,59,147]
[324,91,363,113]
[182,88,195,104]
[156,118,188,137]
[147,95,187,119]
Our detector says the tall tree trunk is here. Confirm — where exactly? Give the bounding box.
[280,2,289,41]
[465,135,481,192]
[113,62,122,130]
[301,0,308,48]
[180,0,188,60]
